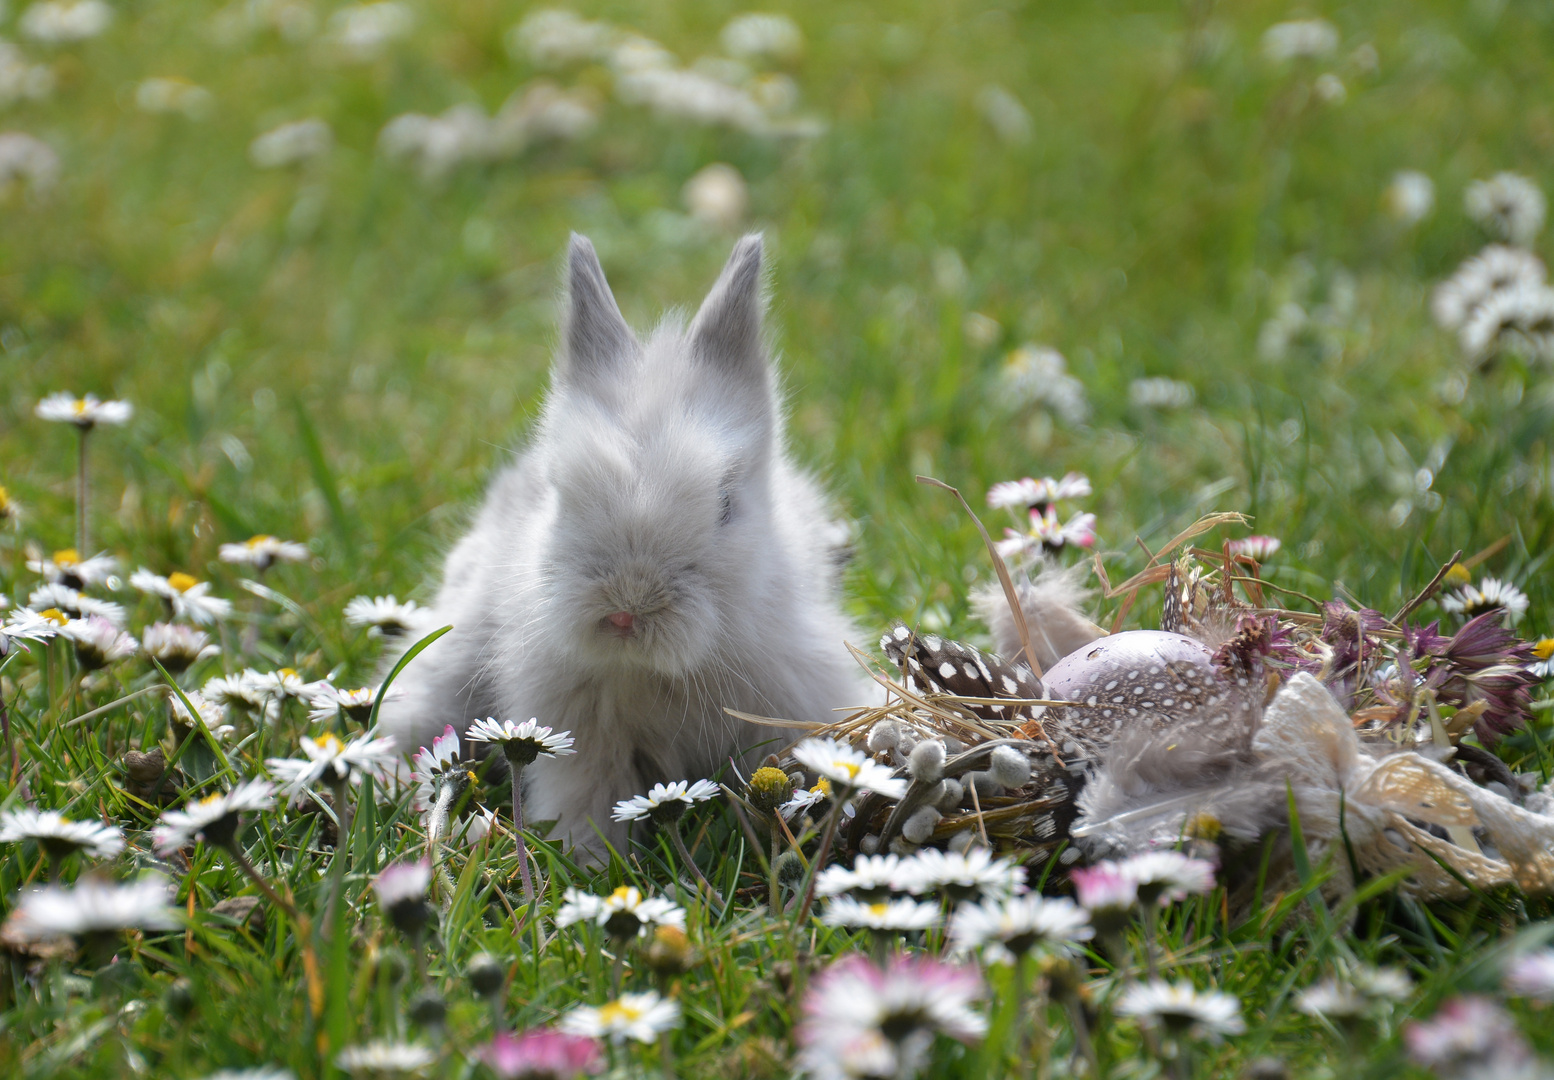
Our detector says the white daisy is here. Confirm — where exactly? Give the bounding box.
[343,595,428,637]
[1070,862,1138,932]
[560,991,680,1045]
[308,683,393,726]
[28,582,125,625]
[996,507,1097,560]
[820,896,941,932]
[611,778,720,824]
[791,738,907,800]
[0,807,123,859]
[195,1069,297,1080]
[1531,638,1554,681]
[266,731,398,795]
[59,615,136,670]
[0,607,59,656]
[464,716,575,765]
[986,472,1092,511]
[892,847,1027,902]
[1431,245,1546,329]
[816,853,902,900]
[169,689,232,739]
[1227,535,1282,560]
[371,860,433,936]
[1116,980,1245,1041]
[779,782,828,819]
[411,724,473,817]
[949,894,1093,963]
[35,391,131,428]
[798,955,985,1080]
[0,132,59,193]
[334,1041,435,1077]
[1296,980,1366,1019]
[2,875,179,943]
[134,77,213,119]
[249,118,333,169]
[509,9,616,68]
[1129,377,1196,410]
[1347,964,1413,1002]
[141,622,217,673]
[555,885,686,938]
[1458,282,1554,363]
[151,779,275,854]
[203,670,280,721]
[130,569,233,624]
[218,535,310,572]
[1385,170,1435,225]
[26,548,117,589]
[1117,851,1217,905]
[1465,172,1547,247]
[1260,19,1338,62]
[1505,950,1554,1001]
[19,1,113,44]
[326,2,414,60]
[1440,577,1530,625]
[1000,344,1088,424]
[721,13,802,62]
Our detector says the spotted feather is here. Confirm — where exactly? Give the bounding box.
[879,623,1044,723]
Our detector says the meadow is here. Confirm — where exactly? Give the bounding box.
[2,0,1554,1076]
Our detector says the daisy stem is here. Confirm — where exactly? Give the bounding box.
[509,762,535,908]
[75,428,89,556]
[659,1027,676,1080]
[1142,903,1161,981]
[667,822,723,910]
[1064,994,1101,1079]
[325,777,353,930]
[793,793,846,928]
[768,818,782,915]
[225,840,300,921]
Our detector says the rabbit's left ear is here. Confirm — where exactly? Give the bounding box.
[689,234,767,383]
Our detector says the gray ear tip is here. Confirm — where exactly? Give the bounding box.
[567,233,602,272]
[733,232,765,265]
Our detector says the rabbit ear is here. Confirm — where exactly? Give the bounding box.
[560,234,635,386]
[688,234,767,381]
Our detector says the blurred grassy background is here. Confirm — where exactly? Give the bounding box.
[3,0,1551,662]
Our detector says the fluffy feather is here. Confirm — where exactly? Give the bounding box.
[972,560,1106,673]
[378,234,874,859]
[1070,671,1282,859]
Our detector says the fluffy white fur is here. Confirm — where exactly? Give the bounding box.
[378,234,873,858]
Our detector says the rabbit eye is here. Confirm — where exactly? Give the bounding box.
[718,489,734,526]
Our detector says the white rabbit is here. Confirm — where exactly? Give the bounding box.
[378,233,873,859]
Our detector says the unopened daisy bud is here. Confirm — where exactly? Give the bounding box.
[936,778,965,810]
[409,992,447,1028]
[373,860,433,938]
[773,849,805,888]
[908,739,946,782]
[164,976,196,1018]
[379,947,411,985]
[988,746,1030,789]
[902,805,942,845]
[747,766,795,814]
[468,952,506,999]
[644,924,697,975]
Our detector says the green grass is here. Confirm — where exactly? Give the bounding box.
[2,0,1554,1076]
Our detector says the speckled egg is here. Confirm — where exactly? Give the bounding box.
[1043,630,1220,729]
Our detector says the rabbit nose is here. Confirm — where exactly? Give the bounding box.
[607,611,636,632]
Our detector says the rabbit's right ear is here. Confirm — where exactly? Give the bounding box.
[559,234,636,388]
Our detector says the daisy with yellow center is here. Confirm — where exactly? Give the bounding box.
[1532,638,1554,680]
[560,991,680,1044]
[791,737,907,799]
[219,534,310,572]
[555,884,686,940]
[130,569,232,624]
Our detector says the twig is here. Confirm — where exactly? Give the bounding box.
[1391,549,1463,624]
